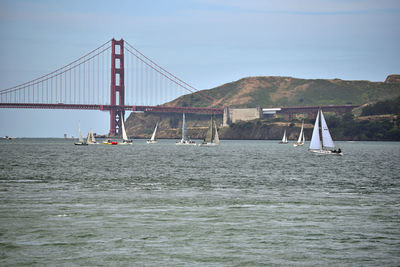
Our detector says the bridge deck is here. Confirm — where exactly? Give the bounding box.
[0,103,224,114]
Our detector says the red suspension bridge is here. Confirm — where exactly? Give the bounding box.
[0,38,222,136]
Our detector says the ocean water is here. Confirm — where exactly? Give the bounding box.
[0,139,399,266]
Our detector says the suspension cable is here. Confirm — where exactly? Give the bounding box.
[124,41,217,104]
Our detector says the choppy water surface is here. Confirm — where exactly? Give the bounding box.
[0,139,399,266]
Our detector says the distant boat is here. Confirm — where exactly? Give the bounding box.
[176,113,196,145]
[86,129,98,144]
[309,109,342,155]
[199,115,220,147]
[147,122,159,144]
[279,129,288,144]
[293,121,305,147]
[74,121,88,146]
[120,118,132,145]
[103,139,118,145]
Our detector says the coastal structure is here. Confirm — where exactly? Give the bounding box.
[223,107,262,127]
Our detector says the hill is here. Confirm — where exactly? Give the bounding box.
[168,76,400,108]
[126,75,400,141]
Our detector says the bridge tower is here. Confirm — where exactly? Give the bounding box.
[109,38,125,137]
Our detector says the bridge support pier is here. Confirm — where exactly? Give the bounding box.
[109,38,125,137]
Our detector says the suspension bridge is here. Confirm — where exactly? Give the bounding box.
[0,38,223,136]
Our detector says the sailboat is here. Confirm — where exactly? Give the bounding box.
[199,116,220,146]
[309,109,342,155]
[74,121,88,146]
[279,129,288,144]
[120,118,132,145]
[146,122,159,144]
[176,113,196,145]
[87,129,98,144]
[293,121,305,147]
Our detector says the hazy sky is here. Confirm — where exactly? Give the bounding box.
[0,0,399,137]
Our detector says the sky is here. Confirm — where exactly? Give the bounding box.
[0,0,399,137]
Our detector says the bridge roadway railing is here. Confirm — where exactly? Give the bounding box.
[0,103,224,115]
[0,103,358,118]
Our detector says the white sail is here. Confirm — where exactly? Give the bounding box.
[214,121,220,145]
[86,132,91,143]
[320,110,335,149]
[281,130,287,143]
[78,121,84,143]
[301,130,305,143]
[297,121,304,143]
[121,119,129,141]
[91,129,96,143]
[182,113,187,141]
[150,122,158,141]
[309,110,322,150]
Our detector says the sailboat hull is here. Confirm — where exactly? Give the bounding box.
[293,142,304,147]
[309,149,343,156]
[176,140,196,146]
[74,142,88,146]
[146,140,157,144]
[199,142,218,147]
[120,140,133,145]
[87,141,98,145]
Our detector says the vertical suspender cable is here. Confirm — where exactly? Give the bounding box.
[83,60,85,104]
[97,51,100,105]
[69,68,71,104]
[88,58,90,104]
[135,53,138,105]
[56,73,58,103]
[107,47,109,105]
[92,56,94,104]
[101,50,103,104]
[60,72,62,103]
[64,72,66,103]
[74,67,76,104]
[78,64,80,104]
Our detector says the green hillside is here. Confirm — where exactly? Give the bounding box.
[168,75,400,108]
[126,75,400,141]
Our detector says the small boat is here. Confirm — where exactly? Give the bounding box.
[146,122,159,144]
[120,118,133,145]
[176,113,196,145]
[309,108,342,155]
[279,129,288,144]
[293,121,305,147]
[199,115,220,147]
[74,121,88,146]
[103,139,118,145]
[87,129,98,144]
